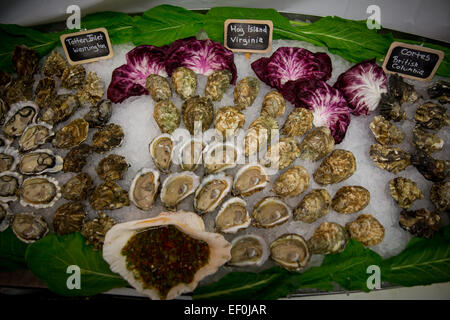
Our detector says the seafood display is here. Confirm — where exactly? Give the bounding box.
[228,234,268,266]
[270,234,310,271]
[331,186,370,214]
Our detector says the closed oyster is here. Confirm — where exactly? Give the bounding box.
[234,77,260,110]
[4,79,32,106]
[399,208,441,238]
[171,67,197,100]
[0,171,22,202]
[0,147,19,172]
[332,186,370,214]
[369,115,404,145]
[92,123,124,153]
[83,99,113,128]
[19,175,61,209]
[153,100,180,134]
[378,93,406,122]
[308,221,349,254]
[18,149,63,175]
[430,182,450,213]
[194,173,232,214]
[244,115,279,156]
[215,197,250,233]
[53,118,89,149]
[61,64,86,89]
[12,45,39,82]
[346,214,385,247]
[205,70,231,101]
[270,234,310,271]
[0,203,9,231]
[149,134,173,173]
[388,177,423,209]
[369,143,410,173]
[214,106,245,138]
[251,196,291,228]
[53,202,87,235]
[39,94,80,125]
[0,98,9,125]
[261,91,286,118]
[293,189,331,223]
[160,172,200,210]
[228,234,268,266]
[11,212,49,243]
[411,149,449,182]
[177,138,204,171]
[412,127,444,155]
[182,96,214,134]
[389,74,420,104]
[43,50,67,78]
[313,149,356,185]
[61,172,94,201]
[77,71,104,107]
[261,137,300,170]
[232,163,268,197]
[82,212,116,250]
[2,102,38,138]
[34,77,56,109]
[102,211,231,300]
[428,80,449,104]
[96,154,129,181]
[273,165,309,198]
[146,74,172,102]
[18,123,54,152]
[298,126,334,161]
[63,143,92,173]
[414,102,450,130]
[129,168,160,211]
[89,182,130,211]
[203,142,241,174]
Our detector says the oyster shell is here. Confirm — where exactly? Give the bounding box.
[43,50,67,78]
[18,123,54,152]
[346,214,385,247]
[146,74,172,102]
[379,93,406,122]
[273,165,309,198]
[369,143,410,173]
[308,221,349,254]
[389,74,420,104]
[261,137,300,170]
[2,102,38,138]
[0,203,9,231]
[298,126,334,161]
[430,181,450,213]
[428,80,449,104]
[234,77,260,110]
[332,186,370,214]
[61,64,86,89]
[63,143,92,173]
[149,133,173,173]
[0,171,22,202]
[214,106,245,138]
[244,115,279,156]
[18,149,63,175]
[11,212,49,243]
[39,94,80,125]
[228,234,268,266]
[215,197,250,233]
[0,98,9,126]
[270,234,310,271]
[12,45,39,82]
[160,171,200,210]
[232,163,268,197]
[205,70,231,101]
[153,100,180,134]
[411,149,449,182]
[83,99,113,128]
[388,177,423,209]
[102,211,231,300]
[313,149,356,185]
[203,142,241,174]
[261,91,286,118]
[194,173,232,214]
[53,201,87,235]
[4,79,32,106]
[182,96,214,134]
[414,102,450,130]
[96,154,129,181]
[19,175,61,209]
[369,115,404,145]
[412,127,444,155]
[129,168,160,211]
[61,172,94,201]
[34,77,56,109]
[171,67,197,100]
[0,147,19,172]
[176,138,204,171]
[52,118,89,149]
[89,182,130,211]
[399,208,441,238]
[77,71,105,108]
[92,123,124,153]
[293,189,331,223]
[82,211,116,250]
[251,196,291,228]
[0,134,12,148]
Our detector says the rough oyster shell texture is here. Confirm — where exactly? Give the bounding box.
[388,177,423,209]
[273,165,309,198]
[61,64,86,89]
[261,91,286,118]
[378,93,406,122]
[43,50,67,78]
[89,181,130,211]
[0,171,22,202]
[146,74,172,102]
[34,77,56,109]
[0,148,19,172]
[84,99,113,128]
[331,186,370,214]
[12,45,39,82]
[308,221,349,254]
[92,123,124,153]
[270,234,310,271]
[63,143,92,173]
[369,115,404,145]
[52,118,89,149]
[82,211,116,250]
[293,189,331,223]
[153,100,180,134]
[214,106,244,138]
[182,96,214,134]
[171,67,197,100]
[414,102,450,131]
[228,234,268,266]
[53,201,87,235]
[40,94,80,125]
[61,172,94,201]
[96,154,129,182]
[411,149,449,182]
[427,80,449,104]
[430,181,450,213]
[389,74,420,104]
[11,212,49,243]
[412,127,444,154]
[234,76,260,110]
[205,70,231,101]
[369,143,410,173]
[297,126,334,161]
[313,149,356,185]
[346,214,385,247]
[129,168,160,211]
[77,71,105,108]
[399,208,441,238]
[19,175,61,209]
[244,115,279,156]
[262,137,300,170]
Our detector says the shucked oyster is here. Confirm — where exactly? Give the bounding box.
[53,202,87,235]
[194,173,232,215]
[0,147,19,172]
[369,143,410,173]
[146,74,172,102]
[412,127,444,155]
[369,115,404,145]
[308,221,349,254]
[331,186,370,214]
[19,175,61,209]
[61,172,94,201]
[214,106,245,138]
[153,100,180,134]
[205,70,232,101]
[18,123,54,152]
[61,64,86,89]
[215,197,250,233]
[63,143,92,173]
[298,126,334,161]
[232,163,268,197]
[2,102,38,138]
[428,80,449,104]
[244,115,279,156]
[399,208,441,238]
[52,118,89,149]
[313,149,356,185]
[270,234,310,271]
[0,171,22,202]
[430,181,450,213]
[39,94,80,125]
[261,137,300,170]
[182,96,214,134]
[172,67,197,100]
[388,177,423,209]
[282,108,314,137]
[12,45,39,82]
[92,123,124,153]
[234,77,260,110]
[177,138,204,171]
[82,211,116,250]
[411,149,449,182]
[18,149,63,175]
[203,142,241,174]
[89,181,130,211]
[251,196,291,228]
[11,212,49,243]
[84,99,113,128]
[96,154,129,181]
[77,71,105,108]
[414,102,450,131]
[261,91,286,118]
[160,172,200,210]
[228,234,268,266]
[43,50,67,78]
[293,189,331,223]
[273,165,309,198]
[346,214,385,247]
[129,168,160,211]
[149,134,173,173]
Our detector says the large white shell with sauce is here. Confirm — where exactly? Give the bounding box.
[103,211,231,300]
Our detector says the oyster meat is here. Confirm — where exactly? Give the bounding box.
[298,126,334,161]
[251,196,291,228]
[234,77,260,110]
[414,102,450,130]
[215,197,250,233]
[61,64,86,89]
[11,212,49,243]
[205,70,231,101]
[293,189,331,223]
[52,118,89,149]
[232,163,268,197]
[0,171,22,202]
[273,165,309,198]
[92,123,124,153]
[153,100,180,134]
[171,67,197,100]
[411,149,449,182]
[63,143,92,173]
[146,74,172,102]
[194,173,232,214]
[203,142,240,174]
[369,115,404,145]
[228,234,268,266]
[12,45,39,82]
[53,202,87,235]
[214,106,245,138]
[270,234,310,271]
[378,93,406,122]
[182,96,214,134]
[82,211,115,250]
[388,177,423,209]
[2,102,38,138]
[308,221,349,254]
[43,50,67,78]
[39,94,80,125]
[430,181,450,213]
[331,186,370,214]
[149,134,173,173]
[18,149,63,175]
[77,72,104,108]
[160,171,200,210]
[399,208,441,238]
[96,154,129,181]
[261,137,300,170]
[369,143,410,173]
[346,214,385,247]
[177,138,204,171]
[19,123,54,152]
[129,168,160,211]
[244,115,279,156]
[412,127,444,155]
[428,80,449,104]
[83,99,113,128]
[19,175,61,209]
[89,182,130,211]
[0,148,19,172]
[61,172,94,201]
[261,91,286,118]
[313,149,356,185]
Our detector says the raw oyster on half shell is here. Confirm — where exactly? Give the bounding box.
[270,234,310,271]
[19,175,61,209]
[194,173,232,215]
[0,147,19,172]
[18,123,54,152]
[251,196,291,228]
[129,168,160,211]
[2,102,38,138]
[18,149,63,175]
[160,171,200,210]
[215,197,250,233]
[232,163,268,197]
[11,212,49,243]
[203,142,241,174]
[149,133,174,173]
[228,234,268,267]
[0,171,22,202]
[176,138,204,171]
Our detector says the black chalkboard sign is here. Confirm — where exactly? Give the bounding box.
[60,28,113,65]
[383,42,444,81]
[224,19,273,53]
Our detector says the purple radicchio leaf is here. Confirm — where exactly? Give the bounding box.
[251,47,332,90]
[107,45,168,103]
[334,58,387,116]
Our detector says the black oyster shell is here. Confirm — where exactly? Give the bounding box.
[411,149,449,182]
[399,208,441,238]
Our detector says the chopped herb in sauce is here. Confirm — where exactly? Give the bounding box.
[121,224,210,299]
